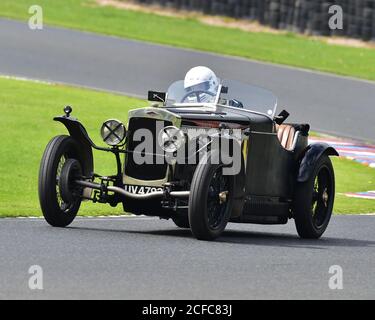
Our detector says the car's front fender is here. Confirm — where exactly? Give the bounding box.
[54,116,94,177]
[297,143,339,182]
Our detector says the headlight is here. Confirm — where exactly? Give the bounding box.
[158,126,185,153]
[100,119,126,146]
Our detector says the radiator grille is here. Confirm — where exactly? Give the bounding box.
[125,117,172,181]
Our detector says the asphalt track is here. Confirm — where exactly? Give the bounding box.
[1,18,375,142]
[0,215,374,299]
[1,18,375,300]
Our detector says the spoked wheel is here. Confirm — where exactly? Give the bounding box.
[294,155,335,239]
[38,135,83,227]
[189,152,234,240]
[181,90,216,103]
[207,169,230,230]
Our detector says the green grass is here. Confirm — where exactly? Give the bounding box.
[0,76,147,217]
[0,76,374,216]
[1,0,375,81]
[331,157,375,214]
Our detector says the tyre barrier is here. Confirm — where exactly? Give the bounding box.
[133,0,375,41]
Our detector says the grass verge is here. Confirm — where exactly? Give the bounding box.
[0,76,147,217]
[0,76,374,216]
[0,0,375,81]
[331,157,375,214]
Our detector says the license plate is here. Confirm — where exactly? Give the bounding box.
[124,185,163,195]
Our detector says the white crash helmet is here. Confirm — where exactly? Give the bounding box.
[184,66,219,94]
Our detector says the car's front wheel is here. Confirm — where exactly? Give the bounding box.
[38,135,83,227]
[294,154,335,239]
[172,214,190,229]
[188,152,234,240]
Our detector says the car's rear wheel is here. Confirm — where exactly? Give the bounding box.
[188,152,234,240]
[38,135,83,227]
[294,154,335,239]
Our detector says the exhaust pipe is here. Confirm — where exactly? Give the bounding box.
[75,180,189,200]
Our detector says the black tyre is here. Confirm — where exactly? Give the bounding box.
[172,214,190,229]
[38,135,83,227]
[294,155,335,239]
[188,152,234,240]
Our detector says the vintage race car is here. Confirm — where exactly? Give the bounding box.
[39,75,338,240]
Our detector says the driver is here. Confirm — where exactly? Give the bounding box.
[183,66,219,103]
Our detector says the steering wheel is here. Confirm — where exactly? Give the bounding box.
[181,90,216,103]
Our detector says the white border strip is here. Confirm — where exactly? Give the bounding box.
[1,214,157,220]
[1,214,374,220]
[0,73,145,99]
